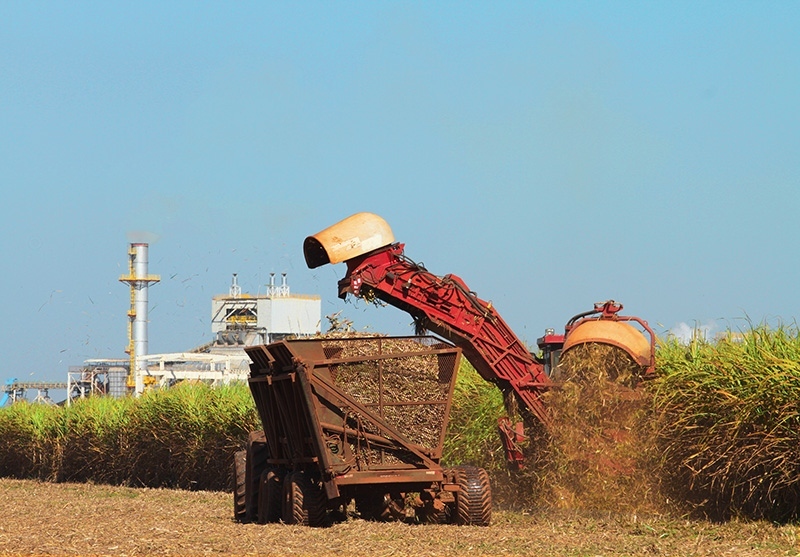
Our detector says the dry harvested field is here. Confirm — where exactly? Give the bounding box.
[0,479,798,557]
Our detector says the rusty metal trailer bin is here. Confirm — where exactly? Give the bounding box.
[233,336,492,527]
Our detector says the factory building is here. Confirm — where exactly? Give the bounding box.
[76,244,322,399]
[210,272,321,349]
[127,272,321,395]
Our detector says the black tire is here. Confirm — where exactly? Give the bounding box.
[418,501,451,524]
[282,471,327,527]
[245,431,269,521]
[257,468,284,524]
[232,450,247,522]
[453,466,492,526]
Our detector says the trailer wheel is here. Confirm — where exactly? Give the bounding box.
[257,468,284,524]
[232,450,247,522]
[245,431,269,521]
[283,471,326,527]
[418,500,451,524]
[453,466,492,526]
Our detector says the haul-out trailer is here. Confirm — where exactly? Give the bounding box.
[235,335,492,526]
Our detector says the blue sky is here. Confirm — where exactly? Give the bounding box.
[1,2,798,387]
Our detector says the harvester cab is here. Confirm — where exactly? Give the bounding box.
[303,212,655,468]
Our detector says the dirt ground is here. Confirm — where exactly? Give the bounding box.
[0,479,798,556]
[0,479,800,556]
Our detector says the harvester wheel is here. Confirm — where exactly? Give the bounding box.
[232,450,247,522]
[283,471,327,527]
[257,468,284,524]
[453,466,492,526]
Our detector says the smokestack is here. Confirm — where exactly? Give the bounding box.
[132,243,151,359]
[119,243,160,392]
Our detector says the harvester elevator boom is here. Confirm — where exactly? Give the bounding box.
[334,242,551,427]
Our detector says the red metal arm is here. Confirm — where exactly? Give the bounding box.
[338,243,551,428]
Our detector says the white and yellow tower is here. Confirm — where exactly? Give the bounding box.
[119,243,160,393]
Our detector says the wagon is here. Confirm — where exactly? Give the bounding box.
[233,336,492,526]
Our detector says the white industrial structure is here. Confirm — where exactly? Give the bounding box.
[211,272,321,347]
[125,273,320,394]
[1,379,66,406]
[137,352,250,390]
[67,360,128,402]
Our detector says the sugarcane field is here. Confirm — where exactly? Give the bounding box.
[2,323,800,555]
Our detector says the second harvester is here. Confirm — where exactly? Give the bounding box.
[303,212,656,469]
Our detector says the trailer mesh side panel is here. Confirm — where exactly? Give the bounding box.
[246,336,460,472]
[328,355,453,448]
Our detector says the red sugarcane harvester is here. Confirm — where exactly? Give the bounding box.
[304,213,656,469]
